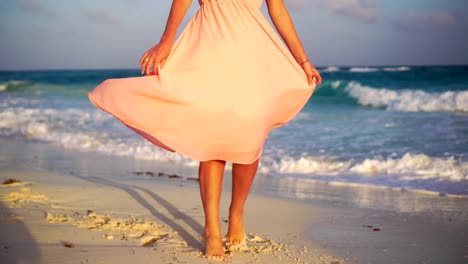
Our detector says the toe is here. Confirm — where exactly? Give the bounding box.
[206,255,225,262]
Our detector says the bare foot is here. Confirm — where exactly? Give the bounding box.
[226,212,246,246]
[204,233,225,261]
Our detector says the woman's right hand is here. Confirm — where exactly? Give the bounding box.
[139,39,173,76]
[301,61,322,86]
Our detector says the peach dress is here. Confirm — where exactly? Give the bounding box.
[88,0,315,164]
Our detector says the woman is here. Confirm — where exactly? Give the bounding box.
[89,0,322,260]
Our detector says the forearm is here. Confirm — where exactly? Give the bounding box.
[161,0,193,42]
[267,1,308,64]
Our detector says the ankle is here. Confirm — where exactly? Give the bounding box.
[204,226,222,238]
[229,207,244,218]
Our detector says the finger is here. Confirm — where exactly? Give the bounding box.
[141,56,151,75]
[147,57,158,76]
[311,73,321,85]
[140,50,152,68]
[145,60,150,76]
[151,66,158,76]
[141,61,149,74]
[139,53,148,66]
[312,76,319,85]
[141,58,147,75]
[144,58,149,75]
[140,55,147,74]
[317,75,323,85]
[152,59,165,76]
[140,56,150,71]
[149,59,158,75]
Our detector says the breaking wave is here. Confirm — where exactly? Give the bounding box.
[0,105,466,195]
[342,81,468,112]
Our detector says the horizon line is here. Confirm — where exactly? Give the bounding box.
[0,63,467,72]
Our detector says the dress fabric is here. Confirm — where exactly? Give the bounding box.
[88,0,316,164]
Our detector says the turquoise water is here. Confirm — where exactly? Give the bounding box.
[0,66,467,194]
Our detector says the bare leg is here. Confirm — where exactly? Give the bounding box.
[227,158,259,245]
[199,160,226,260]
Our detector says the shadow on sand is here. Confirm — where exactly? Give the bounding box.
[0,202,41,264]
[70,173,205,251]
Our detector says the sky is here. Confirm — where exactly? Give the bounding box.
[0,0,467,70]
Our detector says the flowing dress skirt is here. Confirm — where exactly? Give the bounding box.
[88,0,315,164]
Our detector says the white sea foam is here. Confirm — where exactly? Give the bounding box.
[10,81,28,85]
[349,154,467,181]
[344,81,468,112]
[259,156,350,175]
[330,80,341,89]
[0,98,43,108]
[322,66,340,72]
[260,153,467,182]
[0,81,29,92]
[0,105,466,194]
[383,66,411,72]
[0,106,197,166]
[349,67,379,72]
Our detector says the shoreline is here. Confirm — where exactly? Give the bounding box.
[1,138,468,263]
[1,137,466,212]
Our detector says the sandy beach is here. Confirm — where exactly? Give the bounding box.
[0,138,467,264]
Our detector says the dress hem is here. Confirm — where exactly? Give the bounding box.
[88,91,263,165]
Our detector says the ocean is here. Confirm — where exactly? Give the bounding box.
[1,66,467,195]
